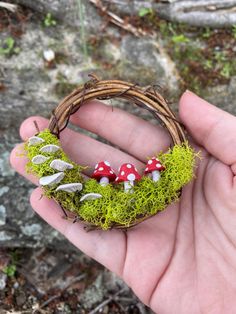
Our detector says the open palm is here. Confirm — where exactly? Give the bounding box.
[11,91,236,313]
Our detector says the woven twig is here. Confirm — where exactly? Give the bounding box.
[49,75,186,145]
[47,76,187,229]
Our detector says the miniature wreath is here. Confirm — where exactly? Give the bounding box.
[25,76,197,230]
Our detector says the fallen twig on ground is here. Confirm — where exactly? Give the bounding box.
[88,287,127,314]
[0,1,17,13]
[34,273,87,311]
[156,0,236,28]
[89,0,147,36]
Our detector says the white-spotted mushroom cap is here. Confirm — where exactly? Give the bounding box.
[144,157,165,174]
[115,163,141,183]
[92,161,116,182]
[28,136,45,146]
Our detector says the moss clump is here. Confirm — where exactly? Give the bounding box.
[25,130,197,230]
[25,129,85,213]
[78,142,197,229]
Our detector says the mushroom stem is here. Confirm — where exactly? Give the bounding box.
[152,170,160,182]
[124,181,134,193]
[99,177,109,186]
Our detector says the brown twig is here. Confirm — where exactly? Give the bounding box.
[88,0,147,36]
[88,287,127,314]
[38,295,60,309]
[48,75,187,229]
[33,120,40,134]
[0,1,17,13]
[48,77,186,145]
[155,0,236,28]
[37,274,87,310]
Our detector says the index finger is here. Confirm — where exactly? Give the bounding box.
[30,187,127,276]
[70,100,171,161]
[179,91,236,175]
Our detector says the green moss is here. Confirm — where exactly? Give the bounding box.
[78,142,197,230]
[25,129,85,213]
[25,131,197,230]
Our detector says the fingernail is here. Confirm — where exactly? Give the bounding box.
[184,89,193,94]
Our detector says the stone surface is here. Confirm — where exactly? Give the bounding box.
[20,223,42,237]
[92,0,236,28]
[155,0,236,28]
[0,247,153,313]
[119,35,179,90]
[15,0,102,30]
[0,272,7,290]
[0,205,6,226]
[0,187,9,197]
[79,273,106,310]
[0,152,15,177]
[204,76,236,115]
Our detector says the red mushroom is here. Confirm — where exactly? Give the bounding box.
[144,157,165,182]
[92,161,116,186]
[115,163,141,192]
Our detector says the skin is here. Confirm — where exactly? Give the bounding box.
[10,91,236,314]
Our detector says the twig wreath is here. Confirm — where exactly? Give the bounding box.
[25,75,197,230]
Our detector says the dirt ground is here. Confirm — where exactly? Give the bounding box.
[0,247,153,313]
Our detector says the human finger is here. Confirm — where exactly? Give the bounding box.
[10,143,90,185]
[70,100,171,161]
[179,91,236,173]
[10,144,39,185]
[30,187,127,276]
[19,116,144,176]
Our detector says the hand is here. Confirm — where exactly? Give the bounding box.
[10,91,236,314]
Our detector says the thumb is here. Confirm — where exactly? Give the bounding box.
[179,91,236,173]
